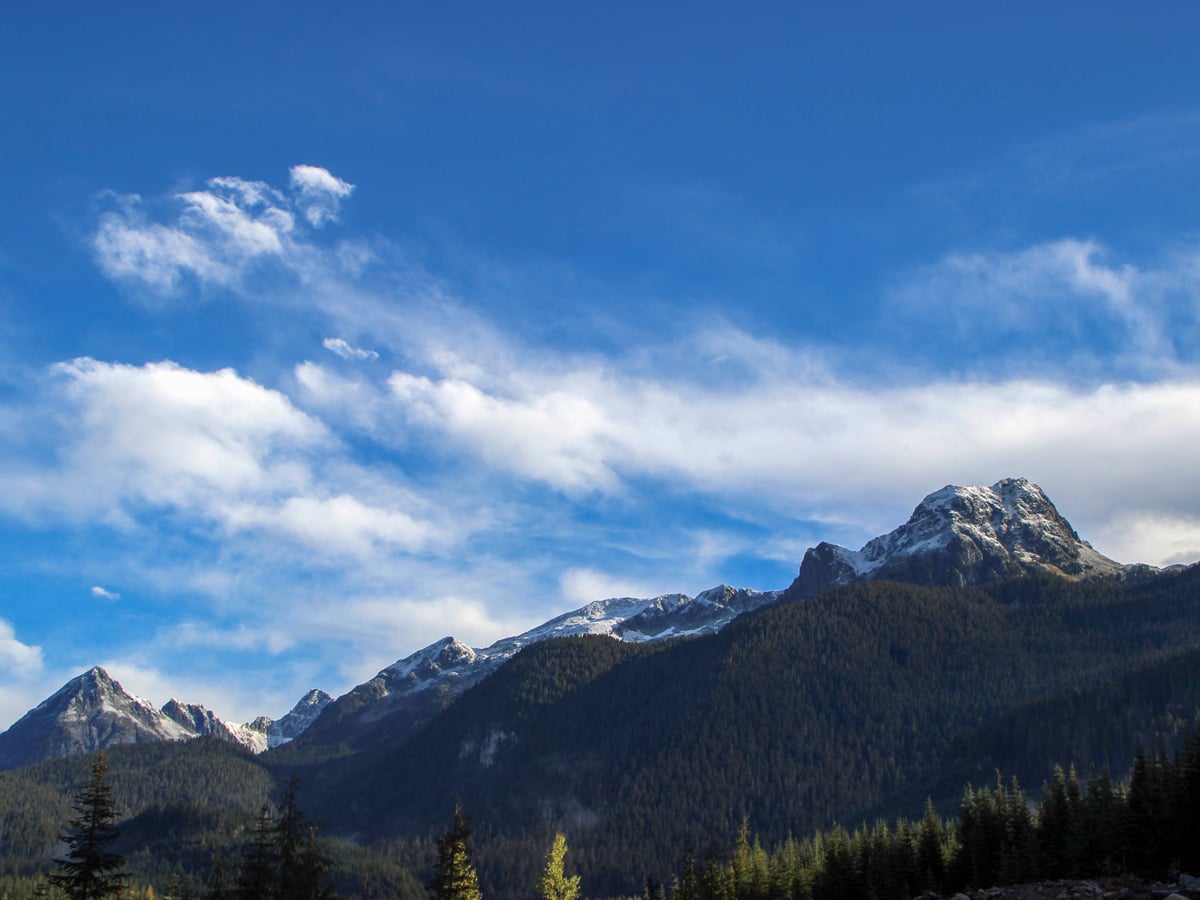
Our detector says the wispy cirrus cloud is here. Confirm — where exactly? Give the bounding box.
[323,337,379,361]
[885,237,1200,375]
[91,165,352,297]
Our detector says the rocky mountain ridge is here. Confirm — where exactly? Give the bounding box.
[290,583,781,754]
[0,666,330,771]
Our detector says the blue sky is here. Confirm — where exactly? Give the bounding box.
[2,2,1200,727]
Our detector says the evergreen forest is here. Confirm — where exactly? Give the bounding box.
[1,568,1199,898]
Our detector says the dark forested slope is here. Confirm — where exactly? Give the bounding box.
[315,567,1200,895]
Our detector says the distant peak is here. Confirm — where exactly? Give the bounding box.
[789,477,1128,597]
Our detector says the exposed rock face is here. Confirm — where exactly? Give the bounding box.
[265,689,333,749]
[0,667,193,770]
[788,478,1131,598]
[0,668,331,769]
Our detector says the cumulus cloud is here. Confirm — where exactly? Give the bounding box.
[389,370,620,494]
[91,585,120,600]
[323,337,379,361]
[0,357,444,561]
[50,357,324,508]
[0,619,42,677]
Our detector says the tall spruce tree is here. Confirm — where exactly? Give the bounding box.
[428,805,483,900]
[235,805,280,899]
[277,777,336,900]
[48,752,127,900]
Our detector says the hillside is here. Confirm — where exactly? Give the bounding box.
[307,567,1200,896]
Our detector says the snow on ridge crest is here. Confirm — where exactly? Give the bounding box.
[374,584,781,700]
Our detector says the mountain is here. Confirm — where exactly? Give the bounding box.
[264,688,333,749]
[0,667,195,771]
[0,668,328,771]
[160,698,268,752]
[787,477,1137,597]
[317,567,1200,898]
[1,477,1197,897]
[285,584,779,759]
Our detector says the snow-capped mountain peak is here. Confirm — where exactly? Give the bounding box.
[789,477,1131,597]
[262,689,333,749]
[0,667,334,770]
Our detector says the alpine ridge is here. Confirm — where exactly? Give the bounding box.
[787,477,1138,597]
[0,667,327,771]
[0,477,1158,772]
[290,584,780,755]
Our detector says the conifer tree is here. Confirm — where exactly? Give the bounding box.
[277,777,336,900]
[49,752,127,899]
[428,805,483,900]
[916,798,946,891]
[235,805,279,900]
[204,852,234,900]
[538,833,581,900]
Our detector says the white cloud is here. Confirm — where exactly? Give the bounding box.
[91,585,120,600]
[379,341,1200,567]
[0,357,448,563]
[389,370,620,494]
[92,167,354,296]
[51,357,324,508]
[220,493,443,557]
[323,337,379,361]
[887,238,1187,370]
[289,165,355,227]
[0,619,42,677]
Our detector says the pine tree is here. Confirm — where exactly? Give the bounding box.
[49,752,127,899]
[427,805,483,900]
[204,852,234,900]
[277,777,336,900]
[538,833,581,900]
[916,798,946,891]
[235,805,280,900]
